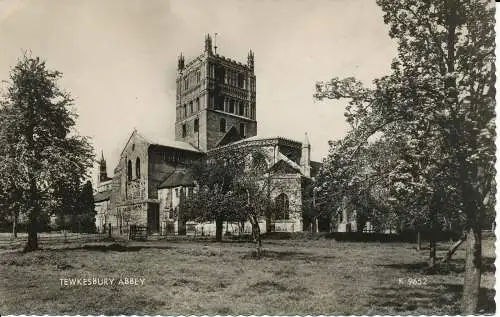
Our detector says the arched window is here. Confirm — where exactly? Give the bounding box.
[251,152,267,171]
[194,118,199,132]
[239,102,245,116]
[275,193,290,220]
[220,118,226,132]
[135,157,140,179]
[127,160,132,181]
[229,100,235,113]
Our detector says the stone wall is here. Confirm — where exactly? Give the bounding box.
[94,200,111,233]
[174,110,208,151]
[270,174,303,232]
[205,110,257,150]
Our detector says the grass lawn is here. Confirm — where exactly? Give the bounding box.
[0,236,495,315]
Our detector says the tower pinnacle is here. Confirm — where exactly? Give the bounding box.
[99,151,109,182]
[214,33,218,54]
[303,132,310,146]
[300,132,311,177]
[177,53,185,72]
[247,49,254,70]
[204,34,213,54]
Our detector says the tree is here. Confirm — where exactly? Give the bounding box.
[75,180,96,233]
[0,53,94,251]
[181,146,277,255]
[180,156,242,241]
[315,0,494,313]
[53,174,83,231]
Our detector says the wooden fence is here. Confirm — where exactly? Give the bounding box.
[0,231,108,249]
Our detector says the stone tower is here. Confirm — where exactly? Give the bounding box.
[99,150,109,182]
[174,34,257,151]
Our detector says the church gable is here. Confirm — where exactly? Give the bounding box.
[120,130,150,160]
[268,159,301,174]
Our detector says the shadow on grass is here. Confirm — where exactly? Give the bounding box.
[370,283,495,314]
[44,243,172,252]
[378,256,495,274]
[241,249,335,262]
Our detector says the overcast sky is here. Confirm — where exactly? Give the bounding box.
[0,0,397,178]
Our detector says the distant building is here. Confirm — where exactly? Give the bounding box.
[94,35,324,235]
[94,151,112,232]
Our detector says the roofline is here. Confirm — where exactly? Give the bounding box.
[158,183,196,190]
[148,143,203,154]
[208,136,302,153]
[182,51,253,71]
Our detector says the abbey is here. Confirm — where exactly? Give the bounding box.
[94,35,330,236]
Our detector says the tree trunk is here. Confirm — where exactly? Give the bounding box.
[416,231,421,251]
[428,239,436,268]
[461,226,482,314]
[215,216,223,242]
[24,179,40,252]
[240,220,245,235]
[12,210,17,239]
[441,236,465,263]
[265,215,272,233]
[251,217,262,257]
[26,222,38,252]
[312,216,318,234]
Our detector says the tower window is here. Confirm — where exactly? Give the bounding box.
[239,102,245,116]
[127,160,132,181]
[189,101,193,114]
[183,104,187,117]
[216,67,225,83]
[208,92,214,108]
[238,73,245,88]
[194,118,199,132]
[216,94,224,111]
[135,157,141,179]
[209,64,215,78]
[195,98,200,111]
[229,100,235,113]
[220,118,226,133]
[239,123,245,138]
[182,124,187,137]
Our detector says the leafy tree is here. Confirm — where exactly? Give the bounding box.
[179,156,242,241]
[53,175,82,231]
[181,147,277,255]
[315,0,494,313]
[75,180,96,233]
[0,53,94,251]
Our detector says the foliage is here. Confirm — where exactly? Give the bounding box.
[180,146,278,254]
[315,0,494,312]
[0,53,94,250]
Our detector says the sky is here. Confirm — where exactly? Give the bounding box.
[0,0,397,178]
